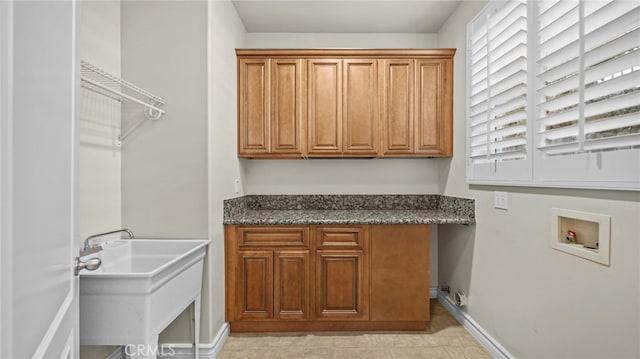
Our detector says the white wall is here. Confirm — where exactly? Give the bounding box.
[78,2,211,354]
[245,159,440,194]
[78,2,122,357]
[246,32,438,49]
[437,2,640,358]
[0,2,9,354]
[121,1,208,239]
[207,0,248,345]
[78,0,121,242]
[120,0,209,345]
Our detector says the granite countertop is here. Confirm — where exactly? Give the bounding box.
[223,195,475,225]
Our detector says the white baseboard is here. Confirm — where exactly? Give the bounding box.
[106,347,124,359]
[437,290,513,359]
[430,287,437,299]
[209,322,231,358]
[109,322,230,359]
[158,322,230,359]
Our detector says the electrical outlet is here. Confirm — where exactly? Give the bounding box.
[234,179,241,194]
[494,191,508,210]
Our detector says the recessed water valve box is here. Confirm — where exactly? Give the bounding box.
[550,208,610,266]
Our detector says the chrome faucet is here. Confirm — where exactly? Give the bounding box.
[81,228,134,256]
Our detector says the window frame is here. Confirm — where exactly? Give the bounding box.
[466,0,640,191]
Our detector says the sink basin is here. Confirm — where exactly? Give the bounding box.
[82,239,207,275]
[79,239,209,355]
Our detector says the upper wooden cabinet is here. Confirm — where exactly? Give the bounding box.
[342,60,378,156]
[237,49,455,158]
[380,58,453,156]
[307,59,378,156]
[238,58,304,157]
[307,59,342,155]
[238,58,269,155]
[271,59,304,155]
[415,59,453,156]
[380,59,415,154]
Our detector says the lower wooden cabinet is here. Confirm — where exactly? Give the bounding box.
[236,250,273,320]
[235,250,311,320]
[274,251,309,320]
[315,250,368,320]
[225,224,429,332]
[370,225,430,321]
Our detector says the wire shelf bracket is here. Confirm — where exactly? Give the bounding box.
[80,60,166,141]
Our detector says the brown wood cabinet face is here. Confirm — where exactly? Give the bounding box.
[238,59,270,155]
[271,59,304,155]
[415,59,453,156]
[307,59,343,155]
[237,50,454,158]
[370,225,430,321]
[232,227,311,321]
[225,223,431,331]
[315,225,366,248]
[274,251,309,320]
[381,59,415,155]
[343,60,378,155]
[314,226,369,320]
[315,250,369,320]
[237,251,274,319]
[238,226,309,247]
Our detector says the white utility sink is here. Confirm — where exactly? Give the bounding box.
[79,239,209,358]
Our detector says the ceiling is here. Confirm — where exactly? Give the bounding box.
[231,1,462,34]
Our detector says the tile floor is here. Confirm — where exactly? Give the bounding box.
[218,300,491,359]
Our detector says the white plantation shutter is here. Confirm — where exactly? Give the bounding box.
[469,13,489,162]
[534,0,640,189]
[467,0,532,182]
[468,0,640,190]
[536,0,581,155]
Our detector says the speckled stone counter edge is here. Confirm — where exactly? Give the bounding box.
[223,195,475,224]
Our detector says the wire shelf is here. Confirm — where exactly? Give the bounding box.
[80,60,166,141]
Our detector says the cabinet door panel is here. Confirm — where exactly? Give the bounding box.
[381,59,414,154]
[315,251,369,320]
[237,251,273,319]
[271,59,304,155]
[415,59,452,156]
[238,59,270,155]
[274,251,309,319]
[307,59,342,155]
[315,226,366,249]
[238,226,309,247]
[370,225,430,321]
[343,60,378,155]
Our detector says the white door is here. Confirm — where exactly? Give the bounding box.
[1,1,80,358]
